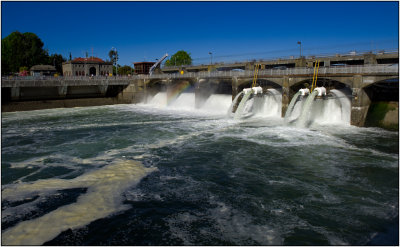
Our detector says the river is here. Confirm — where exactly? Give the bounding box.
[1,92,398,245]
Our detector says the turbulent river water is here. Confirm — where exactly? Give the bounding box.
[1,92,398,245]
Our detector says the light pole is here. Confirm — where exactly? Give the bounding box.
[209,52,213,65]
[297,41,302,58]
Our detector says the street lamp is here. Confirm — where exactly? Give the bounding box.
[209,52,213,65]
[297,41,302,58]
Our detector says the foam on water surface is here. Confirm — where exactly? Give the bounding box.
[2,160,157,245]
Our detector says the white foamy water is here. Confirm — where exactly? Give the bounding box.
[285,89,351,126]
[312,98,345,124]
[330,89,351,124]
[199,94,232,114]
[146,92,233,115]
[2,160,157,245]
[169,93,196,110]
[148,92,167,106]
[259,89,282,117]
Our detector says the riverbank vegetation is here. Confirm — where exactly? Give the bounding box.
[1,31,66,75]
[164,50,192,66]
[2,31,193,76]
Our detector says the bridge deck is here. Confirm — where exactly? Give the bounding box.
[2,64,398,87]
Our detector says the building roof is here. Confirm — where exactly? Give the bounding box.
[73,57,105,63]
[30,65,56,71]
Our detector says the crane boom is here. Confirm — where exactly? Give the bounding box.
[149,53,168,75]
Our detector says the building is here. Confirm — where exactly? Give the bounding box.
[133,62,155,74]
[30,65,57,76]
[62,57,113,76]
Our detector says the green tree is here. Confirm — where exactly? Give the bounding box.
[118,65,133,75]
[164,50,192,66]
[19,66,28,72]
[108,49,119,75]
[48,53,66,74]
[112,65,120,75]
[1,31,48,75]
[108,49,118,66]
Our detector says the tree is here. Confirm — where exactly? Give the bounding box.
[164,50,192,66]
[108,49,119,75]
[118,65,133,76]
[19,66,29,76]
[48,53,66,74]
[108,49,118,66]
[1,31,48,75]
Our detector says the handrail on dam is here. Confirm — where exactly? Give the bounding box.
[145,64,398,79]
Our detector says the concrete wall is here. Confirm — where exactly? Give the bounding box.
[62,62,112,76]
[2,71,398,130]
[364,101,399,130]
[1,79,146,112]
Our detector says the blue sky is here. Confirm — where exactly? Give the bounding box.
[2,1,398,66]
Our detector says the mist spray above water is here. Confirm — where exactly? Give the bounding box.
[148,92,232,115]
[283,88,351,126]
[147,89,349,125]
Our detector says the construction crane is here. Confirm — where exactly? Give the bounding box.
[149,53,168,75]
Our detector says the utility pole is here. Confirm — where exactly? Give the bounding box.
[297,41,302,58]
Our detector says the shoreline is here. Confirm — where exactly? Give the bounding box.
[1,97,131,113]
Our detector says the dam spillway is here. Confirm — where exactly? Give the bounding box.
[147,92,233,115]
[1,62,398,128]
[284,87,352,127]
[145,89,351,128]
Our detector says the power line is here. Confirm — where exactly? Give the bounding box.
[190,39,398,63]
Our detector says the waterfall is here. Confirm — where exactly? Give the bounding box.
[242,97,255,114]
[147,92,232,114]
[296,90,319,127]
[169,93,196,110]
[262,89,282,117]
[228,91,244,116]
[252,96,265,115]
[284,91,301,122]
[330,89,351,124]
[312,98,342,124]
[234,91,253,119]
[200,94,233,114]
[148,92,167,107]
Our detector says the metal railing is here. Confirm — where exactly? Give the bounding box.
[163,50,399,67]
[2,64,398,87]
[1,75,134,81]
[145,64,398,79]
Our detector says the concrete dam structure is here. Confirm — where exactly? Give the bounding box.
[2,52,398,129]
